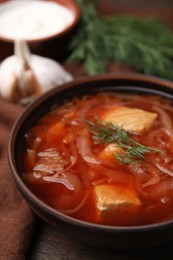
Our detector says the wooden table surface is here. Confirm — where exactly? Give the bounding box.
[26,219,173,260]
[2,0,173,259]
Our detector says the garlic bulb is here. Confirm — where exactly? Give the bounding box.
[0,40,73,104]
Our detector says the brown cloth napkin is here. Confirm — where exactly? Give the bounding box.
[0,98,35,260]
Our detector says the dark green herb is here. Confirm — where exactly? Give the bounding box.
[84,117,162,167]
[69,0,173,80]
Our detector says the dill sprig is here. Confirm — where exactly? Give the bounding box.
[84,117,162,167]
[69,0,173,80]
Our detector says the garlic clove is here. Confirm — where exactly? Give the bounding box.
[0,55,41,104]
[30,55,73,93]
[0,56,20,102]
[14,39,41,101]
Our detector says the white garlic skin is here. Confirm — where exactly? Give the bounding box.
[0,56,18,101]
[30,55,73,93]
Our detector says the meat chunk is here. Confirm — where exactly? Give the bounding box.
[98,143,122,163]
[93,184,142,225]
[101,106,157,133]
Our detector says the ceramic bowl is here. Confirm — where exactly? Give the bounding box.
[8,73,173,249]
[0,0,80,60]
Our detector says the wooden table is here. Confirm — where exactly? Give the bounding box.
[26,219,173,259]
[1,0,173,259]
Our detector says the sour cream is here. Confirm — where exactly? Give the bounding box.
[0,0,74,41]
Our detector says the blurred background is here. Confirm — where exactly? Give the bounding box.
[108,0,173,7]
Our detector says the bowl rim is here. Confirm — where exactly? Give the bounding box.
[8,72,173,232]
[0,0,80,44]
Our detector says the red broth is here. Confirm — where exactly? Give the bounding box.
[23,93,173,226]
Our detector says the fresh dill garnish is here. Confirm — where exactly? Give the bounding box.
[69,0,173,80]
[84,117,162,168]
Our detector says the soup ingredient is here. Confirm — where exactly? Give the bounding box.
[0,0,74,40]
[84,117,162,168]
[0,40,72,104]
[33,148,76,177]
[92,184,141,225]
[23,93,173,226]
[102,106,157,133]
[69,0,173,80]
[98,143,122,163]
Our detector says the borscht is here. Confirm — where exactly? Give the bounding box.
[22,92,173,226]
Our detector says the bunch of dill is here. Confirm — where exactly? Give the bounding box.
[68,0,173,80]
